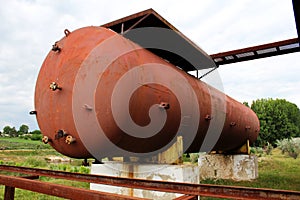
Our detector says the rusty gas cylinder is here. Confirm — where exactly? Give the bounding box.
[35,26,259,159]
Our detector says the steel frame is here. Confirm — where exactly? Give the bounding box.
[210,38,300,65]
[0,174,146,200]
[1,165,300,200]
[102,5,300,70]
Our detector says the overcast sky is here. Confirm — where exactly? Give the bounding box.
[0,0,299,131]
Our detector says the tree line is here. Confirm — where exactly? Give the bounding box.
[0,124,42,140]
[244,98,300,147]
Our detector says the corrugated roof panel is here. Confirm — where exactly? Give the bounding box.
[236,52,255,58]
[225,56,234,60]
[214,58,223,62]
[256,47,277,54]
[279,43,300,50]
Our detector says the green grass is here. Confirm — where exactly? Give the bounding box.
[202,149,300,191]
[0,137,42,144]
[0,137,299,199]
[0,137,62,166]
[0,137,90,199]
[0,137,52,150]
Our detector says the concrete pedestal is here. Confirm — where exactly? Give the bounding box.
[198,154,258,181]
[90,162,200,199]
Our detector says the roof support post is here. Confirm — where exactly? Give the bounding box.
[293,0,300,42]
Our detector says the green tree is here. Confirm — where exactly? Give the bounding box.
[3,126,18,137]
[30,130,42,141]
[251,98,300,147]
[18,124,29,135]
[30,130,41,135]
[243,101,250,107]
[3,126,11,136]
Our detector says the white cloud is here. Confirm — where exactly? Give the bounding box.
[183,0,297,53]
[217,52,300,106]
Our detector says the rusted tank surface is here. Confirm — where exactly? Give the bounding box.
[34,26,259,159]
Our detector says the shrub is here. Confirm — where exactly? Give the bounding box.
[276,138,300,159]
[250,147,264,157]
[23,157,47,167]
[79,166,90,174]
[264,142,273,155]
[31,134,42,141]
[250,143,273,156]
[189,153,199,163]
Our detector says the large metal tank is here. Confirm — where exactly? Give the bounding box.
[34,26,259,159]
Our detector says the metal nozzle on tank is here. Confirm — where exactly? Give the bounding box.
[65,135,76,145]
[159,102,170,109]
[42,136,52,144]
[52,42,61,52]
[49,82,62,91]
[55,129,68,140]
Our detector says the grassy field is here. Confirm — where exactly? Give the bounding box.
[0,137,90,199]
[201,148,300,191]
[0,137,52,150]
[0,137,299,199]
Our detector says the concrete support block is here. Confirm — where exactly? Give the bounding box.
[198,154,258,181]
[90,162,200,199]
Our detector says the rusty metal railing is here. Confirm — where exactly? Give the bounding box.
[0,165,299,200]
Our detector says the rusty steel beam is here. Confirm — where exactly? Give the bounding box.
[3,174,39,200]
[173,195,198,200]
[102,8,179,32]
[101,9,153,30]
[123,13,151,33]
[4,186,15,200]
[210,38,300,65]
[0,174,147,200]
[1,165,300,200]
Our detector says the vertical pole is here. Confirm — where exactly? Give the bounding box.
[128,164,134,197]
[121,23,124,35]
[293,0,300,42]
[4,186,15,200]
